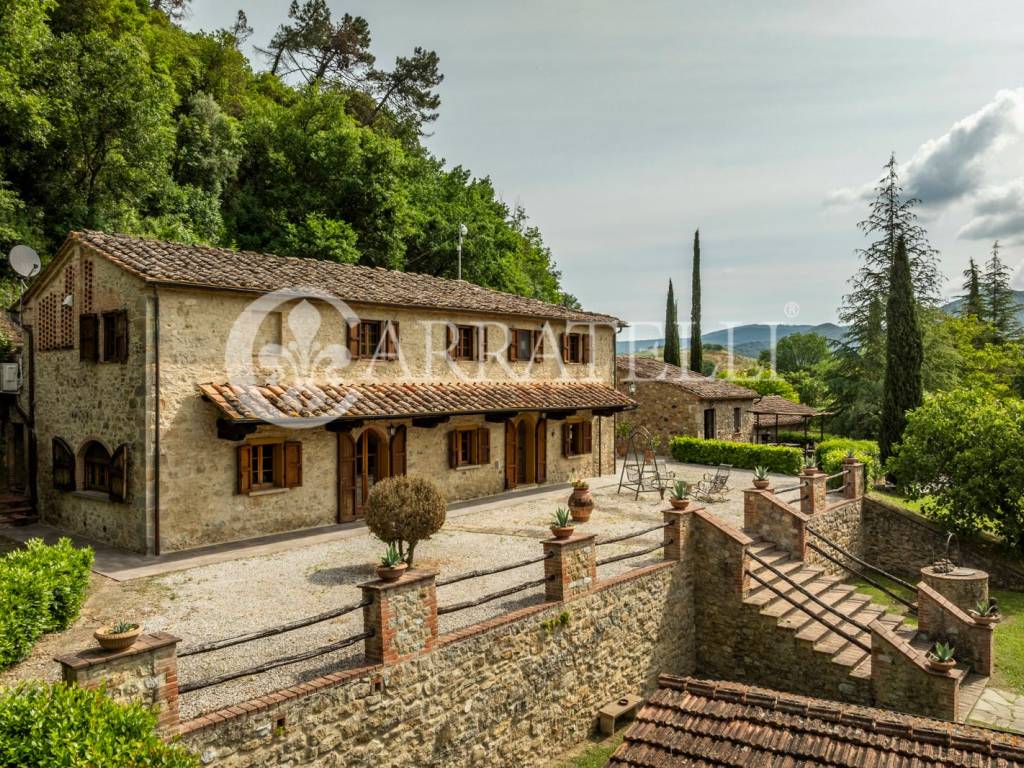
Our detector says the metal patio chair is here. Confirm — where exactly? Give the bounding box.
[694,464,732,502]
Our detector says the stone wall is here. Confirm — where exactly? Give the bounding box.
[176,561,695,767]
[805,498,864,577]
[862,496,1024,590]
[870,622,958,721]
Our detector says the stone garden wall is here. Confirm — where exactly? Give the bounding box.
[805,497,864,577]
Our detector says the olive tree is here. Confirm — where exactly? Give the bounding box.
[888,387,1024,553]
[364,476,446,566]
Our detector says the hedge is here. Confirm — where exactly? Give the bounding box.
[670,436,803,475]
[0,538,93,669]
[814,438,881,481]
[0,682,197,767]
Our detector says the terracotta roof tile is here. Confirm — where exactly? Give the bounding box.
[616,356,758,401]
[199,380,635,423]
[64,231,619,325]
[607,676,1024,768]
[749,394,821,417]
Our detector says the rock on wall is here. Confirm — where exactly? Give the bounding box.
[178,562,695,768]
[805,498,863,577]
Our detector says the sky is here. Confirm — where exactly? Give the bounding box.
[186,1,1024,333]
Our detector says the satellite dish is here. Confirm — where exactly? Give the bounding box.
[9,245,40,278]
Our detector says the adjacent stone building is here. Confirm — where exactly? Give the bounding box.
[615,356,757,450]
[18,231,634,553]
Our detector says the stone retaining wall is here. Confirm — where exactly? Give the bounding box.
[805,498,864,577]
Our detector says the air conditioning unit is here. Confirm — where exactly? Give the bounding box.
[0,363,20,393]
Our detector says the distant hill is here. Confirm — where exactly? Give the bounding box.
[941,289,1024,326]
[616,323,848,357]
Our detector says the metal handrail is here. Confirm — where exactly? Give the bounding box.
[806,528,918,593]
[596,541,668,567]
[747,569,870,654]
[597,522,670,547]
[807,542,917,614]
[747,550,873,637]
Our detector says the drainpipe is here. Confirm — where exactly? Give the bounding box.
[152,285,161,556]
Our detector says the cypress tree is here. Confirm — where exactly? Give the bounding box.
[982,241,1022,342]
[879,236,923,468]
[663,279,681,366]
[960,257,984,319]
[689,229,703,373]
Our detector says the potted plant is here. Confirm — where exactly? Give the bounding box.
[669,480,690,510]
[926,641,957,673]
[94,620,142,652]
[969,598,1001,626]
[615,421,631,458]
[567,474,594,522]
[802,456,818,475]
[752,466,771,490]
[643,435,662,462]
[842,449,858,465]
[550,507,574,540]
[376,543,408,582]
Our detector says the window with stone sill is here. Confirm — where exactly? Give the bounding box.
[448,427,490,468]
[562,420,593,457]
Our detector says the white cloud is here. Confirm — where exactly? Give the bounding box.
[957,178,1024,241]
[826,88,1024,208]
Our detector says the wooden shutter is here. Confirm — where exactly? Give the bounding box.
[504,420,516,489]
[385,321,400,359]
[52,438,75,491]
[508,330,518,362]
[561,332,569,363]
[79,315,98,362]
[562,423,571,457]
[114,311,129,362]
[535,419,547,483]
[582,333,591,364]
[338,433,356,521]
[448,430,459,468]
[237,445,252,494]
[476,427,490,464]
[479,326,488,361]
[109,444,129,502]
[347,322,360,359]
[446,324,454,359]
[582,420,593,454]
[284,442,303,487]
[390,425,407,475]
[533,330,544,362]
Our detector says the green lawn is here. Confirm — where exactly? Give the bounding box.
[852,576,1024,694]
[557,733,624,768]
[867,489,930,515]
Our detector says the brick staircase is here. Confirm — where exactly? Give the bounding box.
[0,493,36,526]
[744,540,989,722]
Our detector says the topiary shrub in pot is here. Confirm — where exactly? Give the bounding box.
[364,476,446,567]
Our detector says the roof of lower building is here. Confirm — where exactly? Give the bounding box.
[47,231,621,325]
[200,380,635,424]
[750,393,821,417]
[608,676,1024,768]
[616,356,758,401]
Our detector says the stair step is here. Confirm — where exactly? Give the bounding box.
[760,575,837,618]
[770,578,846,624]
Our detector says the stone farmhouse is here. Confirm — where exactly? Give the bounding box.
[615,355,757,448]
[17,230,634,554]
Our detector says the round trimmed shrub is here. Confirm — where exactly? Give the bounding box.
[364,476,446,566]
[0,682,198,767]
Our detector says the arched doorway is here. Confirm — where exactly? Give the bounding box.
[339,428,398,522]
[356,429,386,517]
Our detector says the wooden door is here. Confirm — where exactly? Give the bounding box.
[504,420,517,490]
[703,408,716,440]
[356,431,383,516]
[338,432,356,522]
[389,425,406,476]
[535,418,547,484]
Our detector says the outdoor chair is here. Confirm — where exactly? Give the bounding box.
[694,464,732,502]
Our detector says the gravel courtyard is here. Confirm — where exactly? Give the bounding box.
[1,461,763,720]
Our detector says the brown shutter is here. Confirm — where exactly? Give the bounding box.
[561,332,569,362]
[582,333,591,364]
[385,321,399,359]
[479,325,488,361]
[504,420,516,489]
[237,445,252,494]
[109,444,129,502]
[562,423,571,457]
[338,433,356,521]
[446,324,454,359]
[476,427,490,464]
[533,330,544,362]
[535,419,547,483]
[390,425,407,475]
[448,430,459,469]
[582,420,593,454]
[79,315,98,362]
[508,330,518,362]
[52,438,75,491]
[284,442,303,487]
[114,311,129,362]
[347,322,360,359]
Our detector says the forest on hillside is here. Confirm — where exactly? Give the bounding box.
[0,0,577,305]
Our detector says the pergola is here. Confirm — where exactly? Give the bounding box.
[750,394,830,446]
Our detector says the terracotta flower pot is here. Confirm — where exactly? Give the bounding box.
[669,497,690,510]
[968,610,1001,626]
[643,450,656,462]
[926,655,956,673]
[376,563,408,582]
[615,439,627,458]
[753,479,770,490]
[94,624,142,652]
[802,466,818,476]
[568,485,594,523]
[550,525,574,540]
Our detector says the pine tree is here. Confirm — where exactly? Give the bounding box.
[663,279,681,366]
[689,229,703,373]
[879,236,923,468]
[960,257,984,319]
[982,241,1022,342]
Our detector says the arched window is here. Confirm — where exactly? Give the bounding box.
[52,438,75,491]
[82,442,111,493]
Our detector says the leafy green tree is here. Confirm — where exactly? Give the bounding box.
[960,257,985,320]
[879,237,923,466]
[663,279,681,366]
[784,368,832,408]
[726,373,799,402]
[982,240,1022,342]
[689,229,702,373]
[889,388,1024,553]
[365,47,443,138]
[828,296,885,438]
[759,332,829,374]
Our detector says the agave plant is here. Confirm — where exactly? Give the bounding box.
[671,480,690,500]
[552,507,572,527]
[975,598,999,617]
[931,641,956,662]
[109,620,137,635]
[803,455,816,468]
[752,466,769,481]
[379,543,402,568]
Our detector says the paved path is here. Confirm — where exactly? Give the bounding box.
[968,687,1024,734]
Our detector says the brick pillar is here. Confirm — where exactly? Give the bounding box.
[56,632,180,734]
[843,458,865,499]
[917,581,994,676]
[543,533,596,601]
[360,569,438,665]
[663,506,696,561]
[800,473,827,515]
